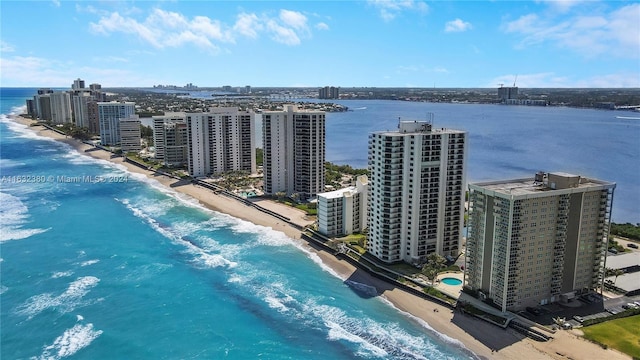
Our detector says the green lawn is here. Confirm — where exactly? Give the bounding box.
[581,315,640,358]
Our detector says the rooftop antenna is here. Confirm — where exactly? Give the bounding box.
[513,74,518,87]
[498,83,504,88]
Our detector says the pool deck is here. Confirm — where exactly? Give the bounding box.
[434,272,464,299]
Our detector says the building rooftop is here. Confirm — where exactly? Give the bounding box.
[318,186,357,199]
[470,172,615,197]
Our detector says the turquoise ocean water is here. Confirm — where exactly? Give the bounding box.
[1,89,474,359]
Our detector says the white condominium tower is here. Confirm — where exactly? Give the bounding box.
[186,107,255,177]
[262,105,326,201]
[153,113,188,167]
[465,172,615,312]
[98,101,136,146]
[367,120,467,264]
[317,175,369,237]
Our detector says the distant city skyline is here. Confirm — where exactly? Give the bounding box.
[1,1,639,88]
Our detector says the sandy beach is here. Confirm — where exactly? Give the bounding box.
[10,116,631,360]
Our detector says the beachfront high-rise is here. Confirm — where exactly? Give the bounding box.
[465,172,615,313]
[119,115,141,153]
[367,120,467,264]
[98,101,136,146]
[262,105,325,201]
[317,175,369,237]
[185,107,255,177]
[153,113,188,167]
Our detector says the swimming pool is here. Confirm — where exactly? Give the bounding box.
[441,277,462,286]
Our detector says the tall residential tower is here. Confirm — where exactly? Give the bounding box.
[262,105,325,201]
[465,172,615,312]
[185,107,255,177]
[367,120,467,264]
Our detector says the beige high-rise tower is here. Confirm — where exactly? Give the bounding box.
[465,172,615,312]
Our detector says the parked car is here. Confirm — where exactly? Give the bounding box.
[627,243,638,249]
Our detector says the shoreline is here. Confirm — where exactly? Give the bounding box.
[7,115,632,360]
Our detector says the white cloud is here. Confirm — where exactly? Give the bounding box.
[279,9,307,30]
[367,0,429,21]
[1,41,15,52]
[89,7,313,49]
[52,0,60,7]
[233,13,262,39]
[266,20,301,46]
[537,0,585,13]
[503,3,640,59]
[444,19,472,33]
[315,22,329,30]
[488,72,640,88]
[0,55,153,87]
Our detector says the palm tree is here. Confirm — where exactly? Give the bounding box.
[613,269,625,286]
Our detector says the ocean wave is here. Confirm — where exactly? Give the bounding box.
[0,285,8,295]
[15,276,100,319]
[80,259,100,267]
[0,192,50,242]
[37,322,103,359]
[0,114,58,143]
[118,198,238,269]
[230,265,444,359]
[52,271,74,279]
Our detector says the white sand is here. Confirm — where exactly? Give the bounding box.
[10,116,632,360]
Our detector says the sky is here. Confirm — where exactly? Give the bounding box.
[1,0,639,88]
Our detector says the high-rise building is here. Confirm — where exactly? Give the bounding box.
[185,107,255,177]
[87,101,100,135]
[319,86,339,99]
[317,175,369,237]
[367,120,467,264]
[262,105,325,201]
[465,172,615,312]
[153,113,188,167]
[119,115,141,153]
[72,92,92,128]
[72,78,86,90]
[98,102,136,146]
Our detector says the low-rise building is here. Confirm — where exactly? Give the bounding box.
[317,175,368,237]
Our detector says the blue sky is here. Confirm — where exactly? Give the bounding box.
[1,1,639,88]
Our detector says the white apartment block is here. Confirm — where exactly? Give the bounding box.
[72,91,92,128]
[185,107,255,177]
[119,115,141,153]
[465,172,615,312]
[262,105,325,201]
[98,102,136,146]
[49,92,73,124]
[318,175,369,237]
[153,113,188,167]
[367,120,467,264]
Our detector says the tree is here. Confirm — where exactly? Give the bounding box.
[275,192,286,201]
[613,269,625,286]
[422,253,446,283]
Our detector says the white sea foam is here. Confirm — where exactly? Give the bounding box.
[0,158,26,168]
[52,271,74,279]
[0,285,8,295]
[80,259,99,267]
[16,276,100,319]
[0,192,50,242]
[37,322,103,359]
[119,199,237,269]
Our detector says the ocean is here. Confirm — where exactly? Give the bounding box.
[1,88,474,359]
